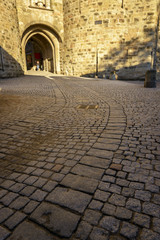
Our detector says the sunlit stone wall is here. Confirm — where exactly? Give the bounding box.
[0,0,23,78]
[63,0,159,79]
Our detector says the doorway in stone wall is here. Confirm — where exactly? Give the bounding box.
[22,24,62,74]
[25,34,53,72]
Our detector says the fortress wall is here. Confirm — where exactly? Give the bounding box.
[63,0,158,79]
[16,0,63,38]
[0,0,23,78]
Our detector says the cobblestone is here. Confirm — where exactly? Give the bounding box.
[0,74,160,239]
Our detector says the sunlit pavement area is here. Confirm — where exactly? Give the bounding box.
[0,72,160,240]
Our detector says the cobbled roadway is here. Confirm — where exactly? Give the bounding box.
[0,73,160,240]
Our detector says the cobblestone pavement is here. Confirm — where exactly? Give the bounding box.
[0,72,160,240]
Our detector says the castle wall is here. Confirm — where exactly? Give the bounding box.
[63,0,158,79]
[0,0,23,78]
[16,0,63,39]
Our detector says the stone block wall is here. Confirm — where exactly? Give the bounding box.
[63,0,158,79]
[0,0,23,78]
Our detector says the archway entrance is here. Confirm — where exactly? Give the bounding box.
[25,34,53,72]
[22,24,62,74]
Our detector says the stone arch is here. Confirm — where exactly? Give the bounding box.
[21,23,62,73]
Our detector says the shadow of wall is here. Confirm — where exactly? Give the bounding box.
[0,47,23,78]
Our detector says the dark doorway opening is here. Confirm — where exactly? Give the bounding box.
[25,34,54,72]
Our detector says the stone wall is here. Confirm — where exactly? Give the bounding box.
[16,0,64,74]
[63,0,158,79]
[0,0,23,78]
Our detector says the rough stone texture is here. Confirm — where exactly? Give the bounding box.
[0,0,23,78]
[46,187,92,213]
[0,75,160,240]
[31,202,80,238]
[7,221,56,240]
[63,0,159,79]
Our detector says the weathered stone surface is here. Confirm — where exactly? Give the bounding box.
[7,221,55,240]
[80,156,111,169]
[31,202,80,237]
[120,222,139,239]
[46,187,92,213]
[89,227,109,240]
[0,226,10,240]
[71,164,104,180]
[61,173,98,194]
[87,148,113,159]
[100,216,120,233]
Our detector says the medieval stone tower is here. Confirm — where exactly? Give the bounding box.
[0,0,160,79]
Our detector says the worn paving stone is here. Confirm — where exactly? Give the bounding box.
[75,221,92,240]
[89,227,109,240]
[61,173,98,194]
[0,226,10,240]
[7,220,57,240]
[100,216,120,233]
[30,202,80,238]
[4,211,26,230]
[120,222,139,239]
[71,164,104,180]
[87,148,113,159]
[46,187,92,213]
[80,155,111,169]
[0,207,14,223]
[140,228,160,240]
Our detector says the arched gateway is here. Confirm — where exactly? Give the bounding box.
[22,24,62,74]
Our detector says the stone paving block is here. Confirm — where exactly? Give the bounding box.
[120,222,139,239]
[51,173,65,182]
[9,196,30,210]
[20,186,36,197]
[80,155,111,169]
[89,200,103,210]
[84,208,102,225]
[76,221,92,240]
[102,203,116,216]
[143,202,160,217]
[61,173,98,194]
[42,180,58,192]
[30,189,48,202]
[0,207,14,223]
[108,193,126,207]
[23,200,40,214]
[7,220,56,240]
[24,176,38,185]
[153,217,160,234]
[94,189,111,202]
[89,227,109,240]
[126,198,141,212]
[92,142,119,151]
[0,226,10,240]
[133,212,150,228]
[0,189,8,198]
[87,148,113,159]
[1,192,18,206]
[0,180,15,189]
[30,202,80,238]
[46,187,92,213]
[135,190,151,201]
[100,216,120,233]
[115,207,132,220]
[4,211,26,230]
[9,183,26,193]
[140,228,160,240]
[71,164,104,180]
